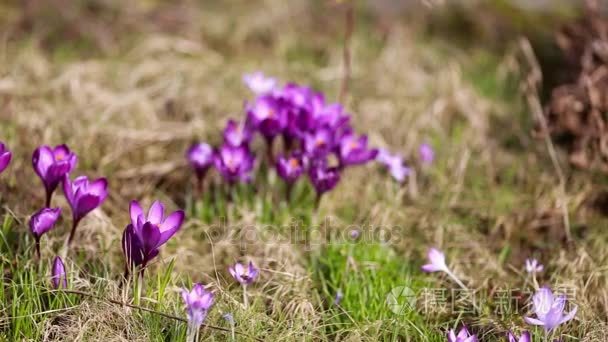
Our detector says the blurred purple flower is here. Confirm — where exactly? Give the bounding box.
[304,128,334,158]
[447,326,477,342]
[122,200,185,270]
[223,119,252,147]
[525,258,544,274]
[349,229,360,240]
[229,261,259,286]
[182,283,214,341]
[334,289,344,306]
[243,71,277,94]
[421,248,448,273]
[338,133,378,167]
[63,175,108,245]
[33,145,77,206]
[0,142,12,174]
[309,163,340,197]
[419,143,434,164]
[508,331,531,342]
[29,207,61,258]
[186,142,213,181]
[276,153,305,183]
[246,95,286,141]
[524,287,577,331]
[51,256,67,289]
[314,103,350,132]
[214,145,255,184]
[376,149,410,182]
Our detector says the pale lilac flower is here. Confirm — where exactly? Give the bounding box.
[243,71,277,94]
[447,326,477,342]
[508,331,531,342]
[186,142,213,181]
[377,149,410,182]
[349,229,360,240]
[419,143,434,164]
[421,248,448,273]
[51,256,67,289]
[334,289,344,305]
[182,283,214,342]
[229,261,259,286]
[525,258,544,274]
[524,287,577,332]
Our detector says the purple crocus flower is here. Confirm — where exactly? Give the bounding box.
[377,149,410,182]
[51,256,67,289]
[186,142,213,183]
[214,145,255,184]
[32,145,77,206]
[304,128,335,158]
[229,261,259,286]
[223,120,252,147]
[243,71,277,94]
[334,289,344,306]
[338,133,378,167]
[313,103,350,131]
[122,200,185,271]
[0,142,12,174]
[246,95,286,141]
[419,143,434,164]
[524,287,577,332]
[29,207,61,258]
[276,153,305,183]
[508,331,531,342]
[308,163,340,197]
[421,248,448,273]
[525,258,544,274]
[63,175,108,245]
[447,326,477,342]
[182,283,214,341]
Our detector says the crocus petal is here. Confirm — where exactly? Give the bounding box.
[524,316,545,326]
[520,331,531,342]
[558,305,577,325]
[421,264,442,272]
[74,194,101,220]
[158,210,185,245]
[0,151,11,173]
[33,146,54,178]
[141,222,161,252]
[130,200,144,227]
[147,201,164,225]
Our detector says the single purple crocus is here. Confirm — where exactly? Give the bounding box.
[32,145,77,207]
[63,175,108,245]
[51,256,67,289]
[186,142,214,188]
[246,95,286,142]
[223,119,252,147]
[338,133,378,167]
[377,149,410,183]
[0,142,12,174]
[243,71,277,95]
[276,153,305,184]
[29,207,61,258]
[214,145,256,184]
[309,163,340,207]
[447,326,477,342]
[229,261,259,286]
[421,248,468,290]
[303,128,334,158]
[182,283,214,342]
[122,200,185,272]
[508,331,531,342]
[419,143,434,165]
[525,258,544,274]
[524,287,577,332]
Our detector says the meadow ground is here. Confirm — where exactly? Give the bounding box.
[0,1,606,341]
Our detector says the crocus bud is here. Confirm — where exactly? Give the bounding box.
[186,142,213,180]
[0,142,12,174]
[51,256,67,289]
[63,175,108,245]
[228,261,259,286]
[32,144,77,206]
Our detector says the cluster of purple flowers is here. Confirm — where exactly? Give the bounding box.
[187,72,413,206]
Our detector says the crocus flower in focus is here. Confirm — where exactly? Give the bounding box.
[338,133,378,167]
[0,142,12,174]
[229,261,259,286]
[182,283,214,342]
[508,331,531,342]
[29,207,61,258]
[447,326,477,342]
[376,149,410,182]
[223,119,252,147]
[186,142,214,186]
[246,95,286,141]
[122,200,185,271]
[63,175,108,245]
[32,145,77,206]
[309,163,340,205]
[276,153,305,184]
[214,145,256,184]
[243,71,277,94]
[51,256,67,289]
[525,258,544,274]
[421,248,468,290]
[419,143,434,165]
[524,287,577,332]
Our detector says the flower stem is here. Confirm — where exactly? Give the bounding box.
[66,217,81,247]
[45,190,52,208]
[243,284,249,309]
[35,239,41,260]
[445,269,469,291]
[186,322,199,342]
